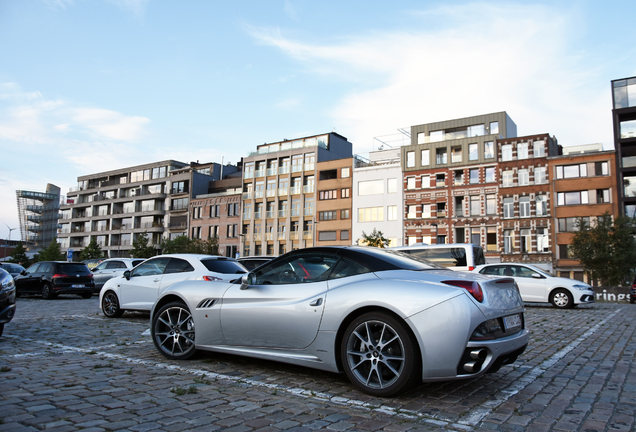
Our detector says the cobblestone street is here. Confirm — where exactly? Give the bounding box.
[1,297,634,431]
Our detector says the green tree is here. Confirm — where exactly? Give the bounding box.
[160,235,192,254]
[37,238,66,261]
[131,232,156,258]
[360,228,389,248]
[192,236,219,255]
[570,212,636,286]
[8,241,31,267]
[80,238,103,260]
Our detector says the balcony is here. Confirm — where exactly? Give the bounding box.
[266,189,276,198]
[265,233,274,241]
[303,230,313,239]
[254,212,263,219]
[278,210,288,217]
[279,166,290,175]
[266,211,276,218]
[242,192,253,199]
[244,171,254,179]
[303,185,314,194]
[255,191,264,199]
[243,212,252,220]
[278,188,288,196]
[289,232,300,240]
[277,232,286,240]
[291,209,301,217]
[254,169,265,178]
[304,208,314,216]
[290,187,301,195]
[267,168,277,176]
[291,165,302,173]
[304,163,315,171]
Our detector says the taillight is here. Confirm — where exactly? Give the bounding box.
[203,276,222,281]
[52,274,67,279]
[468,266,474,271]
[444,280,484,302]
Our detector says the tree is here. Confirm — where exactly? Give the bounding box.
[570,212,636,286]
[80,238,103,260]
[37,238,66,262]
[8,241,31,267]
[194,236,219,256]
[360,228,389,248]
[160,235,193,254]
[131,232,156,258]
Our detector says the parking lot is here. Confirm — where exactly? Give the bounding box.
[0,297,635,432]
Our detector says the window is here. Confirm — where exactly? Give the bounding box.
[436,202,446,218]
[421,175,430,189]
[358,207,384,222]
[485,167,495,183]
[517,142,529,159]
[519,196,530,217]
[502,170,513,187]
[340,230,349,241]
[469,168,479,184]
[470,195,480,216]
[436,148,447,164]
[387,206,398,221]
[536,195,548,216]
[620,119,636,139]
[436,173,445,187]
[304,198,314,216]
[486,227,497,251]
[454,170,464,186]
[430,130,444,142]
[451,146,462,163]
[503,197,514,218]
[469,124,485,137]
[437,235,447,244]
[341,209,350,219]
[557,191,589,206]
[406,151,415,168]
[359,180,384,195]
[469,143,478,161]
[504,230,514,253]
[558,217,590,232]
[625,175,636,197]
[407,177,416,190]
[319,231,337,241]
[319,211,337,221]
[455,196,464,217]
[534,167,547,184]
[471,228,480,245]
[484,141,494,159]
[486,194,496,215]
[501,144,513,161]
[490,122,499,135]
[422,204,431,218]
[556,164,587,179]
[537,228,549,252]
[597,189,610,203]
[319,190,337,200]
[559,244,573,259]
[520,229,531,252]
[407,205,418,219]
[595,161,609,176]
[387,178,397,193]
[341,167,350,178]
[533,140,545,157]
[518,169,529,186]
[421,150,430,166]
[341,188,350,198]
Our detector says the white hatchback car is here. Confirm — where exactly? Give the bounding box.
[473,263,595,309]
[91,258,147,293]
[99,254,247,318]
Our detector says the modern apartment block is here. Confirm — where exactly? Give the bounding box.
[58,160,233,260]
[16,183,61,251]
[352,148,404,247]
[315,158,354,246]
[549,145,618,280]
[400,112,517,260]
[611,76,636,217]
[241,133,353,257]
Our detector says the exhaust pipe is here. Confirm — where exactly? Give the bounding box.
[470,349,487,360]
[463,361,482,373]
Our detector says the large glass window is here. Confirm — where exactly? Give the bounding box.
[490,122,499,135]
[454,170,464,186]
[557,191,589,205]
[537,228,549,252]
[358,180,384,196]
[436,148,448,164]
[455,196,464,217]
[620,119,636,139]
[503,197,514,218]
[613,77,636,109]
[501,144,513,161]
[470,195,480,216]
[625,175,636,197]
[469,143,478,161]
[484,141,494,159]
[358,207,384,222]
[421,150,430,166]
[469,168,480,184]
[422,204,431,218]
[387,206,398,221]
[504,229,514,253]
[406,151,415,168]
[486,194,496,215]
[533,140,545,157]
[421,174,430,188]
[485,167,495,183]
[534,167,547,184]
[556,163,587,179]
[387,178,397,193]
[536,195,548,216]
[502,170,513,187]
[519,197,530,217]
[407,205,418,219]
[518,169,529,186]
[517,142,529,159]
[486,227,497,251]
[520,229,531,252]
[407,177,416,190]
[451,146,462,163]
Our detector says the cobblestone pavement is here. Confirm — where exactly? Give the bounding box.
[0,296,634,432]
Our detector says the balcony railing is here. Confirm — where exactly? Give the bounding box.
[278,210,288,217]
[254,212,263,219]
[244,171,254,179]
[303,230,313,239]
[279,166,290,175]
[254,169,265,178]
[277,232,286,240]
[289,232,300,240]
[243,212,252,220]
[266,211,276,218]
[278,188,288,196]
[255,191,264,199]
[291,209,301,217]
[303,185,314,193]
[267,168,277,176]
[242,192,253,199]
[290,187,301,195]
[292,165,302,173]
[266,190,276,198]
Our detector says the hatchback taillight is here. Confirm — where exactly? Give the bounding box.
[203,276,222,281]
[52,274,67,279]
[444,280,484,302]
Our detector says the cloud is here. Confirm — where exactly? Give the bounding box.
[276,97,301,110]
[104,0,150,18]
[248,3,615,152]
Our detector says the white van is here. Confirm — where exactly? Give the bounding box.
[392,243,486,272]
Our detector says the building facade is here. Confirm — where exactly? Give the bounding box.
[16,184,61,251]
[611,76,636,217]
[315,158,354,246]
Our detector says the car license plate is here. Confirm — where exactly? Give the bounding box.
[503,314,521,330]
[72,284,85,288]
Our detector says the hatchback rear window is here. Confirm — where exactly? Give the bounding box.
[200,259,247,274]
[57,263,90,274]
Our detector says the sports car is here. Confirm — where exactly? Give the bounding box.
[150,246,529,396]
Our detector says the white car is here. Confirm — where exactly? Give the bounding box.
[100,254,247,318]
[91,258,147,293]
[473,263,595,309]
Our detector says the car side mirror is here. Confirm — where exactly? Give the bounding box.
[531,273,542,279]
[124,270,131,280]
[20,270,27,276]
[240,273,255,290]
[91,268,97,272]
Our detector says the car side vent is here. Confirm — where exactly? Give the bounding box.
[197,298,218,309]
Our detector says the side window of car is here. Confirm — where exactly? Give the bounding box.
[254,254,337,285]
[329,258,371,280]
[39,263,53,274]
[515,266,535,278]
[94,262,108,271]
[164,258,195,274]
[25,263,41,274]
[132,257,170,277]
[481,266,500,276]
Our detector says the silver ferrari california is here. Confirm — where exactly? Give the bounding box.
[150,246,529,396]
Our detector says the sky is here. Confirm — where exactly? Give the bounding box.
[1,0,635,241]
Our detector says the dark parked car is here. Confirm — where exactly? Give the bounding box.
[0,262,25,279]
[0,268,16,337]
[14,261,95,299]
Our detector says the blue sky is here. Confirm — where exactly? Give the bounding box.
[1,0,635,240]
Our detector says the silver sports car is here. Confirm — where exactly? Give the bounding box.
[150,246,529,396]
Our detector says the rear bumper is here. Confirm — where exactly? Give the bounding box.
[52,284,95,295]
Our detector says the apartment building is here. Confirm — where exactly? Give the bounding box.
[549,145,618,280]
[611,76,636,217]
[315,158,354,246]
[400,112,517,260]
[16,183,61,251]
[241,133,353,257]
[352,148,404,247]
[498,134,560,268]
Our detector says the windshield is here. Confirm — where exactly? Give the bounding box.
[58,263,90,274]
[201,259,247,274]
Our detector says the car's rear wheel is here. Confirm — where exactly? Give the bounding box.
[0,323,4,337]
[550,289,574,309]
[152,301,196,360]
[42,283,53,300]
[101,291,124,318]
[341,312,420,397]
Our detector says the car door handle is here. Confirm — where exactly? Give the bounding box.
[309,298,323,307]
[153,279,160,282]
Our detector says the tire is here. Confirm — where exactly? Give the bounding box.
[152,301,197,360]
[0,323,4,337]
[550,289,574,309]
[42,283,53,300]
[340,312,420,397]
[101,291,124,318]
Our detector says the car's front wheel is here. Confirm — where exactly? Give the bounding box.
[550,289,574,309]
[341,312,420,397]
[101,291,124,318]
[152,301,196,360]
